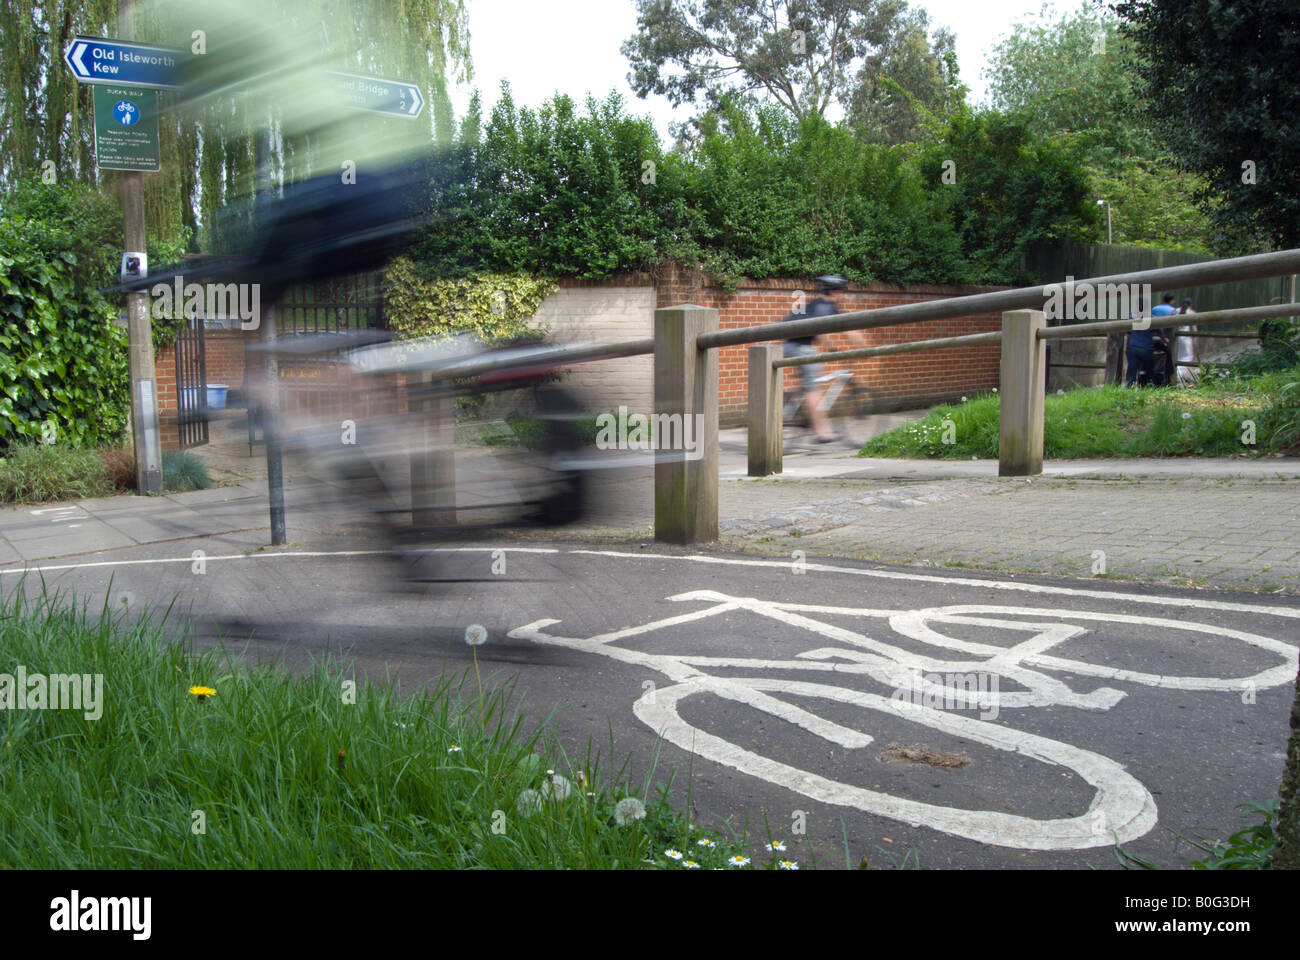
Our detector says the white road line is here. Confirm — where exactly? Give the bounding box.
[0,546,560,577]
[568,549,1300,619]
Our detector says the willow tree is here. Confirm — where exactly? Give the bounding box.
[0,0,471,251]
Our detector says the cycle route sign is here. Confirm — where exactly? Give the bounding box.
[91,84,161,172]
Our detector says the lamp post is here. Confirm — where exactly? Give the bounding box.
[1097,199,1112,244]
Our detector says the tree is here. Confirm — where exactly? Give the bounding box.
[0,0,471,252]
[983,2,1212,250]
[985,3,1144,163]
[622,0,961,142]
[848,8,964,143]
[920,108,1100,282]
[1113,0,1300,252]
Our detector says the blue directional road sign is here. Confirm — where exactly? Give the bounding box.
[329,72,424,119]
[64,36,182,89]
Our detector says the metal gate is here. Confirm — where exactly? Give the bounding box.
[175,318,209,448]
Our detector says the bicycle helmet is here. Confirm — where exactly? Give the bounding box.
[817,275,848,293]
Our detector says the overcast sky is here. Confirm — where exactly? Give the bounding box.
[449,0,1076,140]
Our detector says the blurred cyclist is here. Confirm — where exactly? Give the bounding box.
[782,275,866,443]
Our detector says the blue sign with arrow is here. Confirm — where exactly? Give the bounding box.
[64,36,182,89]
[328,72,424,119]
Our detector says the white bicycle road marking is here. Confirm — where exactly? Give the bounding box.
[509,590,1298,851]
[4,541,1297,849]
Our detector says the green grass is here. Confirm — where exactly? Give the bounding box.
[0,443,113,503]
[859,380,1280,460]
[161,449,212,492]
[0,584,798,870]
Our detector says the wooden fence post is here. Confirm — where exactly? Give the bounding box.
[747,343,782,477]
[999,309,1046,477]
[654,304,718,543]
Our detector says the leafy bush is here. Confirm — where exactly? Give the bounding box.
[0,179,130,449]
[917,108,1100,283]
[410,92,1097,288]
[383,258,556,343]
[1228,318,1300,377]
[0,443,113,503]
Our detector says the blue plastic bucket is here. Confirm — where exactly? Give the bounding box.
[206,384,229,410]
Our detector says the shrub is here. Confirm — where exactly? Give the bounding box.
[409,93,1097,288]
[0,443,112,503]
[0,179,130,449]
[161,450,212,492]
[1261,367,1300,454]
[99,446,138,492]
[382,259,555,343]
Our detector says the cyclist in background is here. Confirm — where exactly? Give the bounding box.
[783,275,866,443]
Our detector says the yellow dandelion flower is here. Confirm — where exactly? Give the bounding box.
[189,686,216,701]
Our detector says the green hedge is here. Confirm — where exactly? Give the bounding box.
[0,181,130,449]
[412,92,1098,289]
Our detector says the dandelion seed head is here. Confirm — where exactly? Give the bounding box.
[464,624,488,646]
[516,789,543,817]
[614,797,647,826]
[541,774,573,802]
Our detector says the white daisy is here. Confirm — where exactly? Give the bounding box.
[778,860,799,870]
[447,745,461,753]
[765,841,787,852]
[664,849,683,861]
[696,838,715,848]
[682,860,700,869]
[728,856,750,867]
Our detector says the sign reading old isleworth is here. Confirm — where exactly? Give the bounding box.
[63,36,182,89]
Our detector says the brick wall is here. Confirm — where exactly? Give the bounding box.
[154,329,252,449]
[152,266,1011,438]
[654,261,1009,424]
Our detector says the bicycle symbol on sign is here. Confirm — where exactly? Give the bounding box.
[509,590,1298,851]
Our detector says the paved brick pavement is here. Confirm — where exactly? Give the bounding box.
[5,409,1297,595]
[713,475,1300,594]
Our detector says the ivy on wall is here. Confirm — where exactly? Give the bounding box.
[382,257,557,343]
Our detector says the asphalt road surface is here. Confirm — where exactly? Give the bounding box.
[7,537,1298,870]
